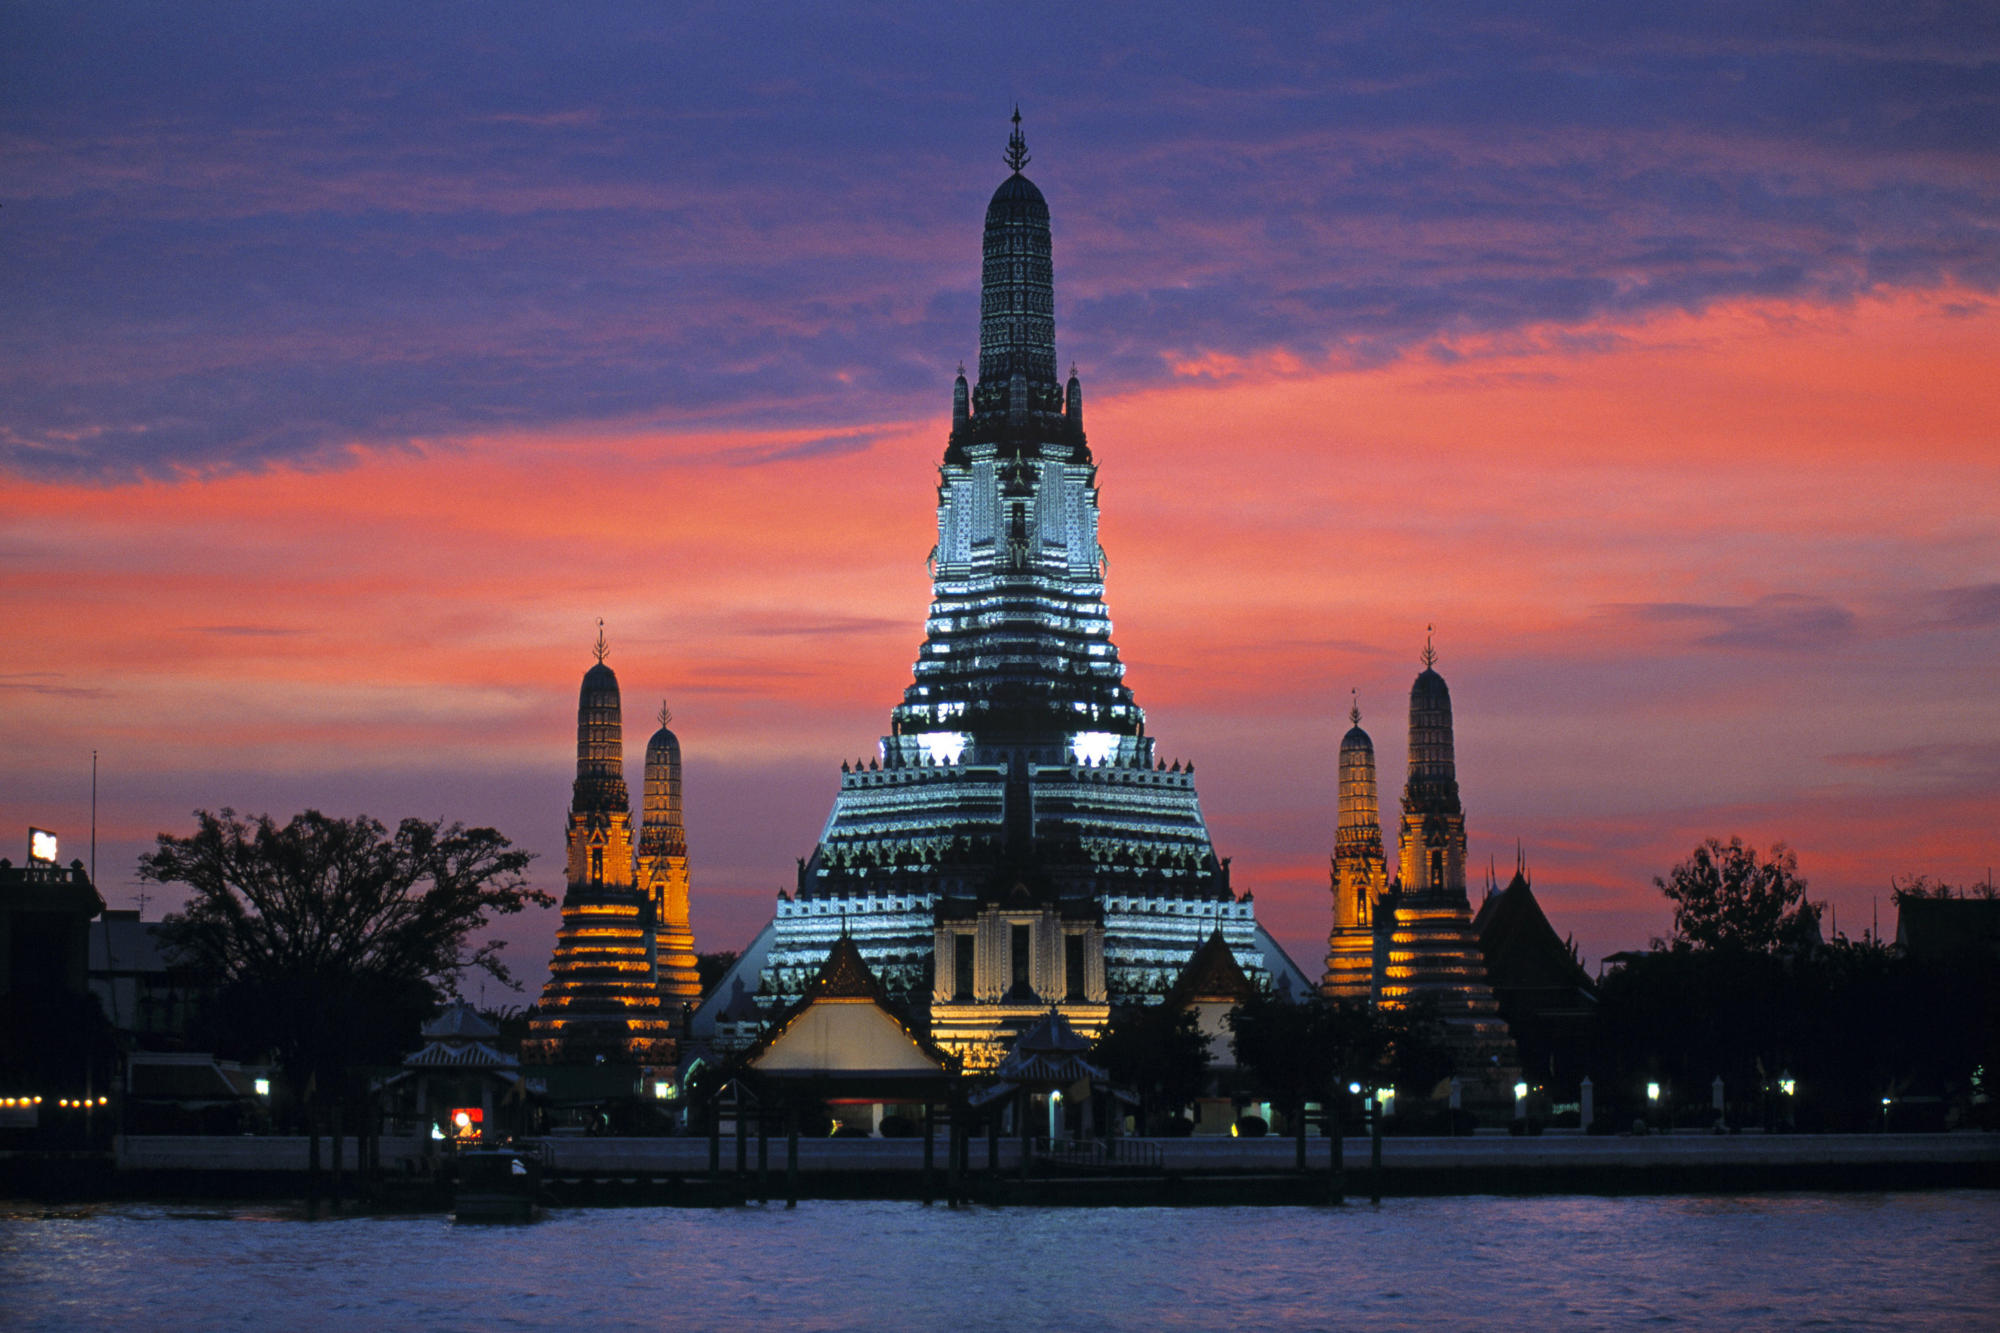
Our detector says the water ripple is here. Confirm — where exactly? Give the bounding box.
[2,1193,1996,1330]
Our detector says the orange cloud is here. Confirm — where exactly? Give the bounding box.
[4,286,1995,984]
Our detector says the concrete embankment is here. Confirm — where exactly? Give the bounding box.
[535,1131,2000,1205]
[3,1132,1994,1205]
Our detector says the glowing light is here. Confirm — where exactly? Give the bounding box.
[917,731,967,764]
[1348,1082,1361,1094]
[1070,732,1118,765]
[1779,1077,1796,1097]
[253,1079,270,1097]
[28,828,57,863]
[1647,1082,1661,1102]
[1513,1082,1529,1101]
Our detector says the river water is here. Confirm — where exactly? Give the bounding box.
[3,1193,1995,1330]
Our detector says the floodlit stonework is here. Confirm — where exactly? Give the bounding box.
[733,115,1309,1029]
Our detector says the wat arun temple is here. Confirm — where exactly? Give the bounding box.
[531,116,1514,1077]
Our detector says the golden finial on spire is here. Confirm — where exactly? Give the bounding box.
[1005,105,1030,173]
[1349,688,1361,727]
[1421,624,1437,670]
[593,618,609,664]
[658,700,672,730]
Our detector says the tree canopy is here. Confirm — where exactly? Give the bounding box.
[143,809,543,1102]
[1656,835,1818,952]
[1093,1002,1211,1132]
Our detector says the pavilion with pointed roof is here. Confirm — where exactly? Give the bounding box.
[1164,930,1261,1133]
[735,936,959,1117]
[379,1000,527,1144]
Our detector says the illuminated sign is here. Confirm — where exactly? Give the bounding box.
[449,1106,484,1139]
[28,828,58,863]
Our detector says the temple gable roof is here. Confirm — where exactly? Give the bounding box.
[1477,871,1593,995]
[1166,929,1256,1007]
[739,937,957,1085]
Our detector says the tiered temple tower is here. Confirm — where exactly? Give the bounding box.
[526,630,677,1065]
[1322,694,1387,999]
[1370,635,1511,1069]
[743,113,1306,1032]
[639,703,703,1008]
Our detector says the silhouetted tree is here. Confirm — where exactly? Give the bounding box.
[695,950,740,997]
[1094,1003,1209,1133]
[142,809,543,1127]
[1229,993,1385,1128]
[1375,994,1457,1100]
[1892,873,2000,902]
[1657,836,1819,953]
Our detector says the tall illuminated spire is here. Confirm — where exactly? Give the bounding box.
[1324,690,1387,999]
[526,637,673,1066]
[640,698,701,1006]
[766,120,1271,1030]
[973,108,1061,415]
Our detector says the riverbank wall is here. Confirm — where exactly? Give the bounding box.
[4,1131,1995,1206]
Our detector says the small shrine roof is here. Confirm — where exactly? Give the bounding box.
[422,1000,500,1041]
[403,1039,519,1071]
[1165,929,1256,1007]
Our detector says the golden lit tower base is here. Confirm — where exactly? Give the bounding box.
[526,629,677,1066]
[1352,637,1520,1083]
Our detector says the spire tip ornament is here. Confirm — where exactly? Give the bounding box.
[1004,105,1030,173]
[593,618,609,664]
[658,700,672,730]
[1350,688,1361,727]
[1420,624,1437,670]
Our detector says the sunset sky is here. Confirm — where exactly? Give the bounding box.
[5,3,1998,998]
